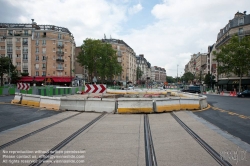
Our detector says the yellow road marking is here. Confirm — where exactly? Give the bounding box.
[212,106,250,120]
[192,104,211,112]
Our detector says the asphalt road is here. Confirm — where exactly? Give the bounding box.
[194,94,250,145]
[0,96,62,132]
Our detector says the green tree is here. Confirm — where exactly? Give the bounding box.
[213,35,250,91]
[182,72,195,84]
[0,57,15,86]
[136,67,143,81]
[204,72,216,89]
[166,76,175,83]
[77,38,122,83]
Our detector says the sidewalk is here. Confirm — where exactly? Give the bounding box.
[203,91,232,96]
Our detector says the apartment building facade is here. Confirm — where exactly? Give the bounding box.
[151,66,166,84]
[136,54,151,84]
[215,11,250,91]
[102,38,137,84]
[184,52,207,84]
[0,20,75,85]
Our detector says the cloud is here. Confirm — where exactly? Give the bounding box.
[128,3,143,15]
[1,0,250,77]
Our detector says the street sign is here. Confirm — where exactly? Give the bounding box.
[17,83,30,90]
[85,84,106,93]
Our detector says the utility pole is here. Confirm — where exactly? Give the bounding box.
[177,64,178,84]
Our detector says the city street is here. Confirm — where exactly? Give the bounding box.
[194,94,250,144]
[0,96,62,132]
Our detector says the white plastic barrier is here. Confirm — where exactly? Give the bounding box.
[85,98,116,113]
[11,93,22,104]
[117,98,153,113]
[199,96,208,109]
[40,96,62,110]
[155,98,181,112]
[180,98,200,110]
[60,98,85,111]
[21,94,41,107]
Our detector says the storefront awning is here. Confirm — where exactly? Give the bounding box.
[218,80,229,85]
[51,77,72,83]
[228,79,250,85]
[34,77,45,82]
[18,77,33,82]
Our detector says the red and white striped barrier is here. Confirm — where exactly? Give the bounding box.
[17,83,30,90]
[85,84,106,93]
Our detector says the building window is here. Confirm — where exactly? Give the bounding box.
[7,46,12,52]
[58,34,61,39]
[8,54,12,59]
[8,30,13,36]
[23,54,28,60]
[16,38,20,42]
[23,38,28,45]
[42,40,46,45]
[239,28,244,35]
[24,30,28,35]
[238,17,244,25]
[23,70,28,73]
[36,32,40,38]
[42,71,46,76]
[42,48,46,54]
[36,40,39,45]
[36,47,39,53]
[65,72,67,75]
[35,71,39,76]
[36,55,39,61]
[42,56,46,61]
[17,54,20,58]
[0,46,5,50]
[58,41,63,46]
[42,63,46,68]
[16,46,20,50]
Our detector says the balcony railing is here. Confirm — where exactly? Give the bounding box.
[7,49,12,53]
[56,51,64,55]
[57,44,64,48]
[56,67,64,70]
[23,49,28,53]
[56,59,64,62]
[22,66,28,69]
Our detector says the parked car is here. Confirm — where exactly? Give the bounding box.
[128,85,134,90]
[181,86,201,93]
[237,90,250,97]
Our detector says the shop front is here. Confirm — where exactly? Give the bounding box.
[218,79,250,92]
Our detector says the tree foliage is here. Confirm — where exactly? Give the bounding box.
[182,72,195,84]
[213,35,250,91]
[0,57,16,86]
[166,76,175,83]
[204,73,216,88]
[77,38,122,83]
[136,67,143,81]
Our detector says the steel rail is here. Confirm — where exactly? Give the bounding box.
[144,114,157,166]
[0,112,82,150]
[29,112,106,166]
[171,112,232,166]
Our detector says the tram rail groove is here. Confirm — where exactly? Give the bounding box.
[29,112,107,166]
[144,114,157,166]
[0,112,82,150]
[171,112,232,166]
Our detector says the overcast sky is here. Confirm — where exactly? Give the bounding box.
[1,0,249,77]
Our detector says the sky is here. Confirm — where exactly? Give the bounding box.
[1,0,249,77]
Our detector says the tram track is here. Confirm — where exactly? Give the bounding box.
[0,112,82,150]
[171,112,232,166]
[144,114,157,166]
[29,112,106,166]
